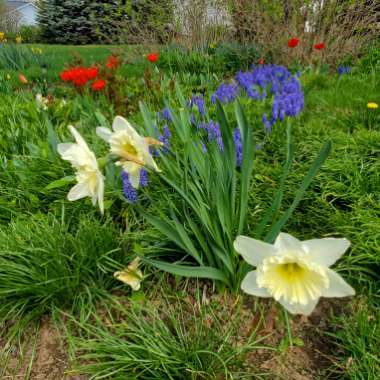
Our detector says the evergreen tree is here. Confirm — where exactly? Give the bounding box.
[37,0,127,44]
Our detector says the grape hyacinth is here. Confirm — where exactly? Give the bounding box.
[211,83,239,104]
[233,128,243,167]
[235,65,304,130]
[158,125,171,152]
[198,121,224,151]
[122,169,149,203]
[188,94,206,117]
[160,107,172,122]
[338,65,351,76]
[121,171,138,204]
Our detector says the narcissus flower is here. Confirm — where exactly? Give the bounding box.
[15,36,22,44]
[58,126,104,214]
[36,93,48,110]
[0,32,5,41]
[235,232,355,316]
[367,102,378,109]
[147,52,159,63]
[96,116,161,189]
[313,42,325,50]
[287,38,300,48]
[92,79,106,91]
[114,258,143,291]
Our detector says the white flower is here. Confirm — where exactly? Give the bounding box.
[96,116,161,189]
[36,93,48,110]
[235,232,355,316]
[114,258,143,291]
[57,125,105,214]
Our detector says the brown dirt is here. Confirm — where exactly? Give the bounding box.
[1,316,85,380]
[1,282,349,380]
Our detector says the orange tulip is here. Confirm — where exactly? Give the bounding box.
[18,74,28,84]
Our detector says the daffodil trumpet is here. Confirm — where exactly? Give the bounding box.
[235,232,355,316]
[96,116,161,189]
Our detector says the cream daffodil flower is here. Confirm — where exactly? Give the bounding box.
[58,126,105,214]
[114,257,143,291]
[235,232,355,316]
[96,116,161,189]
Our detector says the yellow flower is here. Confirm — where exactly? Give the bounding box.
[96,116,161,189]
[0,32,4,41]
[235,232,355,316]
[367,102,378,109]
[114,258,143,290]
[57,126,105,214]
[15,36,22,44]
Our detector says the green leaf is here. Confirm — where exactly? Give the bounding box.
[235,101,254,234]
[254,121,295,239]
[265,141,332,242]
[45,176,75,190]
[144,258,229,284]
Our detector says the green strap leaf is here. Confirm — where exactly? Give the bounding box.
[143,258,229,284]
[265,140,332,242]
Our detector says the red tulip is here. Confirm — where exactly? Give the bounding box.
[287,38,300,48]
[92,79,106,91]
[106,56,119,69]
[313,43,325,50]
[147,52,159,63]
[258,57,265,65]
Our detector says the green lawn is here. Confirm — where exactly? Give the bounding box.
[0,43,379,379]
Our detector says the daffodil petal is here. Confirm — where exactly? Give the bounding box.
[57,143,74,157]
[302,238,350,267]
[234,236,277,267]
[112,116,140,140]
[128,170,141,189]
[274,232,303,254]
[278,297,319,316]
[241,271,271,297]
[97,173,105,214]
[323,269,355,297]
[96,127,113,142]
[68,125,88,150]
[68,183,90,201]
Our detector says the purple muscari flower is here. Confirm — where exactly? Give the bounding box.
[139,169,149,187]
[235,65,304,123]
[338,65,351,76]
[190,113,196,126]
[158,125,171,152]
[196,95,206,116]
[262,114,272,133]
[211,83,239,104]
[161,107,172,122]
[255,143,263,151]
[121,171,137,204]
[201,141,207,153]
[233,128,243,166]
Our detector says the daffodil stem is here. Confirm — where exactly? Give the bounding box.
[283,309,293,347]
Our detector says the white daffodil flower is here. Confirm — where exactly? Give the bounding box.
[114,257,143,291]
[96,116,161,189]
[235,232,355,316]
[58,125,105,214]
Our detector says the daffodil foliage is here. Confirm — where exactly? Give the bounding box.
[139,84,331,290]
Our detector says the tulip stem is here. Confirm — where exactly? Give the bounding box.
[283,309,293,347]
